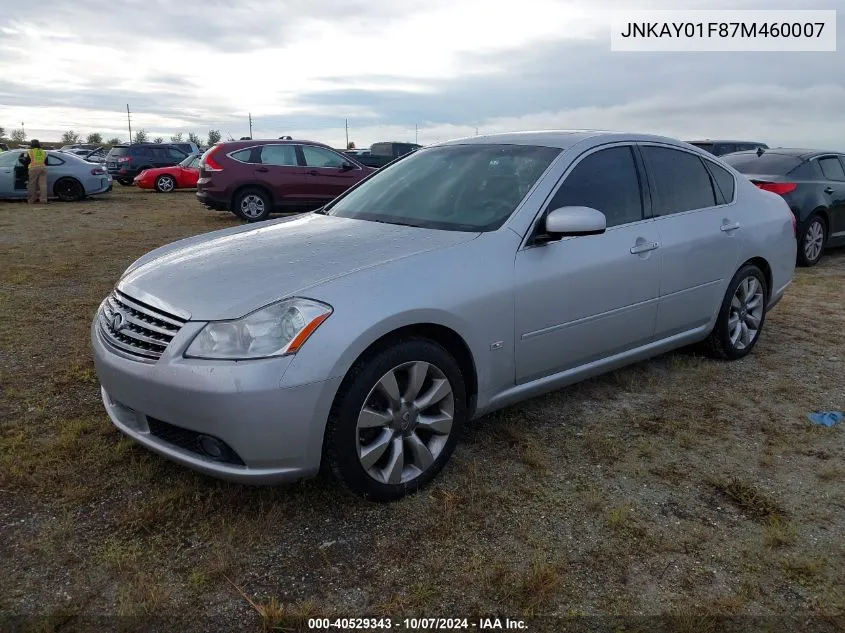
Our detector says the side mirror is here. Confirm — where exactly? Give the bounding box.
[339,162,354,171]
[540,206,606,242]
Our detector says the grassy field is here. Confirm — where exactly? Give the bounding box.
[1,187,844,632]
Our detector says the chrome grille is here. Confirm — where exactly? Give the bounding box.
[97,290,186,360]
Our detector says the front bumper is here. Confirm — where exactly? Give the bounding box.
[91,318,342,484]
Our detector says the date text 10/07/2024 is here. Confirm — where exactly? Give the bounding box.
[307,618,528,630]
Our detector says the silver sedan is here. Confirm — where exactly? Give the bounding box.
[0,149,113,201]
[91,130,796,501]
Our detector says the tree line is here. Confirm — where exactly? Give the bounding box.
[0,125,222,148]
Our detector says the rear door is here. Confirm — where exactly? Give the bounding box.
[254,144,309,204]
[814,155,845,242]
[639,144,742,338]
[298,144,366,205]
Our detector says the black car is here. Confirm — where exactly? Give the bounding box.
[687,140,769,156]
[0,143,9,152]
[105,143,189,185]
[346,142,421,168]
[723,148,845,266]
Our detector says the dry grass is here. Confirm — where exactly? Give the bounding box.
[2,188,845,629]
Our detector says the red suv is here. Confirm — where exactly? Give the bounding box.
[196,139,375,221]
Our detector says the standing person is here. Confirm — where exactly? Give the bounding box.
[23,139,49,204]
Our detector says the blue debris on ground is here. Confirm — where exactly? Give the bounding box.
[808,411,844,427]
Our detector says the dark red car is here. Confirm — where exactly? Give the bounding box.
[134,153,201,192]
[197,139,374,221]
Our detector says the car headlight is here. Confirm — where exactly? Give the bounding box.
[184,298,332,360]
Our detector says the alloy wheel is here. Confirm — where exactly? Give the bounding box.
[356,361,454,484]
[157,175,175,192]
[240,194,265,219]
[728,276,764,350]
[804,219,824,263]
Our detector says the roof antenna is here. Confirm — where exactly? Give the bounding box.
[756,146,765,156]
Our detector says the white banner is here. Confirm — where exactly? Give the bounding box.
[611,10,837,52]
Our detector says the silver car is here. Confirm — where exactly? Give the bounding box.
[0,149,113,201]
[91,131,796,501]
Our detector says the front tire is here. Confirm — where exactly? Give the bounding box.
[797,214,826,267]
[233,188,271,222]
[703,264,768,360]
[325,339,467,501]
[155,174,176,193]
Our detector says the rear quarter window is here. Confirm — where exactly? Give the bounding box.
[229,148,256,163]
[705,161,735,203]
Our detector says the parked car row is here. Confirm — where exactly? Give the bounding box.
[91,129,798,500]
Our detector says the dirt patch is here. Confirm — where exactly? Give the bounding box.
[1,187,844,631]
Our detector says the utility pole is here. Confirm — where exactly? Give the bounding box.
[475,126,479,136]
[248,113,253,139]
[126,104,132,144]
[21,122,24,139]
[415,123,418,144]
[345,118,349,149]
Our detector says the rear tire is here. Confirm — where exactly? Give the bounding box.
[117,178,133,186]
[703,264,768,361]
[54,177,85,202]
[233,188,271,222]
[797,214,826,267]
[325,338,467,502]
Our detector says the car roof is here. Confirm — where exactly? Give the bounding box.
[686,139,768,145]
[727,148,843,159]
[435,129,698,150]
[212,138,333,150]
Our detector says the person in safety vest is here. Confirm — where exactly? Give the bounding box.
[22,139,49,204]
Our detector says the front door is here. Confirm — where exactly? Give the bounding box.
[0,151,23,195]
[298,144,366,205]
[815,155,845,242]
[639,144,742,337]
[514,145,660,383]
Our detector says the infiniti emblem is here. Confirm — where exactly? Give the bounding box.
[110,310,126,332]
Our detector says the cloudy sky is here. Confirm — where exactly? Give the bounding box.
[0,0,841,148]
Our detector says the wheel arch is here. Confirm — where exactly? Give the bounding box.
[740,256,773,299]
[330,322,479,418]
[53,176,85,201]
[231,183,276,209]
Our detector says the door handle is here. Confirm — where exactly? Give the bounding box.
[824,186,834,194]
[630,241,659,254]
[720,221,741,232]
[307,169,318,176]
[255,167,269,173]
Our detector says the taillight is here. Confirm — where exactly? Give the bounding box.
[91,168,105,175]
[117,156,131,163]
[754,181,797,195]
[203,147,224,172]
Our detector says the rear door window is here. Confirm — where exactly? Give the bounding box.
[260,144,298,166]
[716,143,738,155]
[167,148,186,160]
[641,146,716,215]
[817,156,845,181]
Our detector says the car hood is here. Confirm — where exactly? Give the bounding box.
[117,213,480,320]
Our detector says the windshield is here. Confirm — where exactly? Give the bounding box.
[180,154,198,168]
[722,152,804,175]
[323,144,561,231]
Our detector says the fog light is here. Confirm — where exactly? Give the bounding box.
[197,434,225,460]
